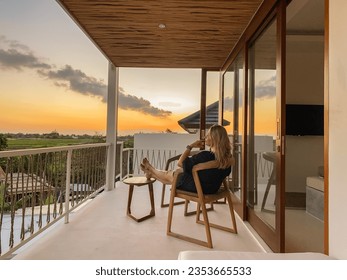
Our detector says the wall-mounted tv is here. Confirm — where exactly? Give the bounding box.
[286,104,324,136]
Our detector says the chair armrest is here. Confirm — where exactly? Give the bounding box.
[165,151,200,170]
[165,154,182,170]
[171,168,183,191]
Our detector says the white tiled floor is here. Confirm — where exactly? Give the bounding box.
[11,181,266,260]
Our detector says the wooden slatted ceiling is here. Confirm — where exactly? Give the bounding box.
[58,0,263,68]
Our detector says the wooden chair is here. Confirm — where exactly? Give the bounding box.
[166,161,238,248]
[161,152,209,216]
[261,152,276,213]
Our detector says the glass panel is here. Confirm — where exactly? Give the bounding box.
[223,52,244,200]
[206,71,220,133]
[247,19,277,229]
[285,0,325,253]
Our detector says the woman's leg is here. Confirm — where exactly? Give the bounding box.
[141,158,174,184]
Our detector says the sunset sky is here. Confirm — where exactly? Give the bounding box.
[0,0,276,137]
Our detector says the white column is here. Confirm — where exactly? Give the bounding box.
[105,62,119,191]
[329,0,347,259]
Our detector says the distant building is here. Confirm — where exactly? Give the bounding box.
[0,166,53,203]
[178,101,230,133]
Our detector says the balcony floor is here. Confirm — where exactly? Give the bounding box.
[11,181,267,260]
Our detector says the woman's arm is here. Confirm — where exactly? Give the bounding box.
[192,155,234,171]
[192,160,219,172]
[177,139,205,167]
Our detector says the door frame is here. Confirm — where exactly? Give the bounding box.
[220,0,285,252]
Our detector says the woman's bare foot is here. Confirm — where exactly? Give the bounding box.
[142,158,154,170]
[140,159,174,184]
[140,163,152,179]
[140,163,148,173]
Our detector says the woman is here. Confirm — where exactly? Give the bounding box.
[141,124,234,194]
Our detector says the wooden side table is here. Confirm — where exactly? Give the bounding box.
[122,177,156,222]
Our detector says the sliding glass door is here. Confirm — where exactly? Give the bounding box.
[221,0,327,253]
[246,4,285,251]
[221,0,287,252]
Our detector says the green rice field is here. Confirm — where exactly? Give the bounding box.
[6,138,104,150]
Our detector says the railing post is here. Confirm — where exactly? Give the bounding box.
[119,141,124,180]
[65,149,72,224]
[105,62,118,190]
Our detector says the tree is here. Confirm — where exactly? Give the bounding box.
[0,134,8,151]
[44,130,60,139]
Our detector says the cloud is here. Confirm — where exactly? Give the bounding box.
[223,76,275,112]
[0,35,31,52]
[0,48,51,70]
[39,67,171,117]
[119,88,171,117]
[38,65,107,101]
[255,75,276,99]
[223,96,234,112]
[0,35,171,118]
[0,36,51,70]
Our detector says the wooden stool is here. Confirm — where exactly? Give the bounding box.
[123,177,156,222]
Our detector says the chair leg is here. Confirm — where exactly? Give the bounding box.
[195,202,201,223]
[167,197,213,248]
[199,201,213,248]
[261,171,275,213]
[161,184,186,208]
[196,195,237,234]
[161,184,167,207]
[226,195,238,234]
[184,200,214,216]
[213,197,227,204]
[166,186,176,235]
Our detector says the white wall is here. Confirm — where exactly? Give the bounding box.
[285,35,324,193]
[286,136,324,193]
[134,133,199,151]
[329,0,347,259]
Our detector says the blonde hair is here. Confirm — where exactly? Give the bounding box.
[208,124,233,169]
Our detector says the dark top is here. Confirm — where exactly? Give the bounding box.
[177,151,231,194]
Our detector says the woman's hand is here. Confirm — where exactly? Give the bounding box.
[178,139,204,167]
[189,139,205,149]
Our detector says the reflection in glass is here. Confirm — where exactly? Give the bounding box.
[247,19,277,229]
[223,52,244,200]
[206,71,222,134]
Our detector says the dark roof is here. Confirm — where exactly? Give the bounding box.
[178,101,230,133]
